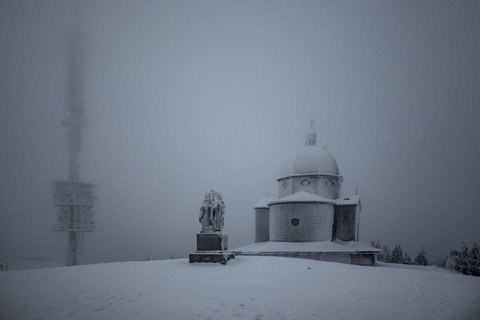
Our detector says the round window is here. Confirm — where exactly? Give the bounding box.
[301,178,310,186]
[325,179,335,187]
[291,218,300,227]
[282,181,288,188]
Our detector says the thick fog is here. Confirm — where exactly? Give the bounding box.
[1,0,479,265]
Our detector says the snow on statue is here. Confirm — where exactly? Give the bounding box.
[199,189,225,233]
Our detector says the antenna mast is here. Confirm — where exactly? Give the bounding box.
[52,28,95,266]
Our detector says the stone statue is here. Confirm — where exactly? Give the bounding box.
[191,189,234,264]
[199,189,225,233]
[199,192,213,232]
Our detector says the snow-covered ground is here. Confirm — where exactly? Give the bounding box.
[1,256,479,320]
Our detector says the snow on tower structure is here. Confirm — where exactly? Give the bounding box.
[236,120,380,266]
[52,30,95,266]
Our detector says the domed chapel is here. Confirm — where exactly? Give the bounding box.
[234,120,380,266]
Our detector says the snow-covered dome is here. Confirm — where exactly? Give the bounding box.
[279,146,339,178]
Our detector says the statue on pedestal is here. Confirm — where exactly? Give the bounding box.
[190,189,234,264]
[199,189,225,233]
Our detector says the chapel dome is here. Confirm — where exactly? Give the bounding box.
[279,145,339,178]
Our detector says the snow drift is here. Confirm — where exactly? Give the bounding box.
[1,256,479,320]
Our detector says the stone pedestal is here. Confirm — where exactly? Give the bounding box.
[196,233,228,251]
[189,233,235,264]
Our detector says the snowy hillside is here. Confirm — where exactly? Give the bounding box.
[1,256,479,320]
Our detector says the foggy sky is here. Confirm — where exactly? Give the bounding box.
[1,0,479,265]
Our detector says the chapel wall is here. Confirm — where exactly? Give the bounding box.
[255,208,270,242]
[277,178,293,198]
[333,205,356,241]
[291,175,318,195]
[316,176,340,199]
[269,203,333,241]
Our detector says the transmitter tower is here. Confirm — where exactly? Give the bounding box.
[52,31,95,266]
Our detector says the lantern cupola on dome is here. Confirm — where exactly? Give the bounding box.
[279,120,339,179]
[305,118,317,146]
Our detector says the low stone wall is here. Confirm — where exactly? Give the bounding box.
[234,251,377,266]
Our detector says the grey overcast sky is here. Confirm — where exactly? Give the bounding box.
[1,0,479,264]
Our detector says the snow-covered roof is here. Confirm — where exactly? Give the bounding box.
[233,241,381,254]
[254,197,276,209]
[334,194,360,206]
[279,146,339,179]
[269,190,335,205]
